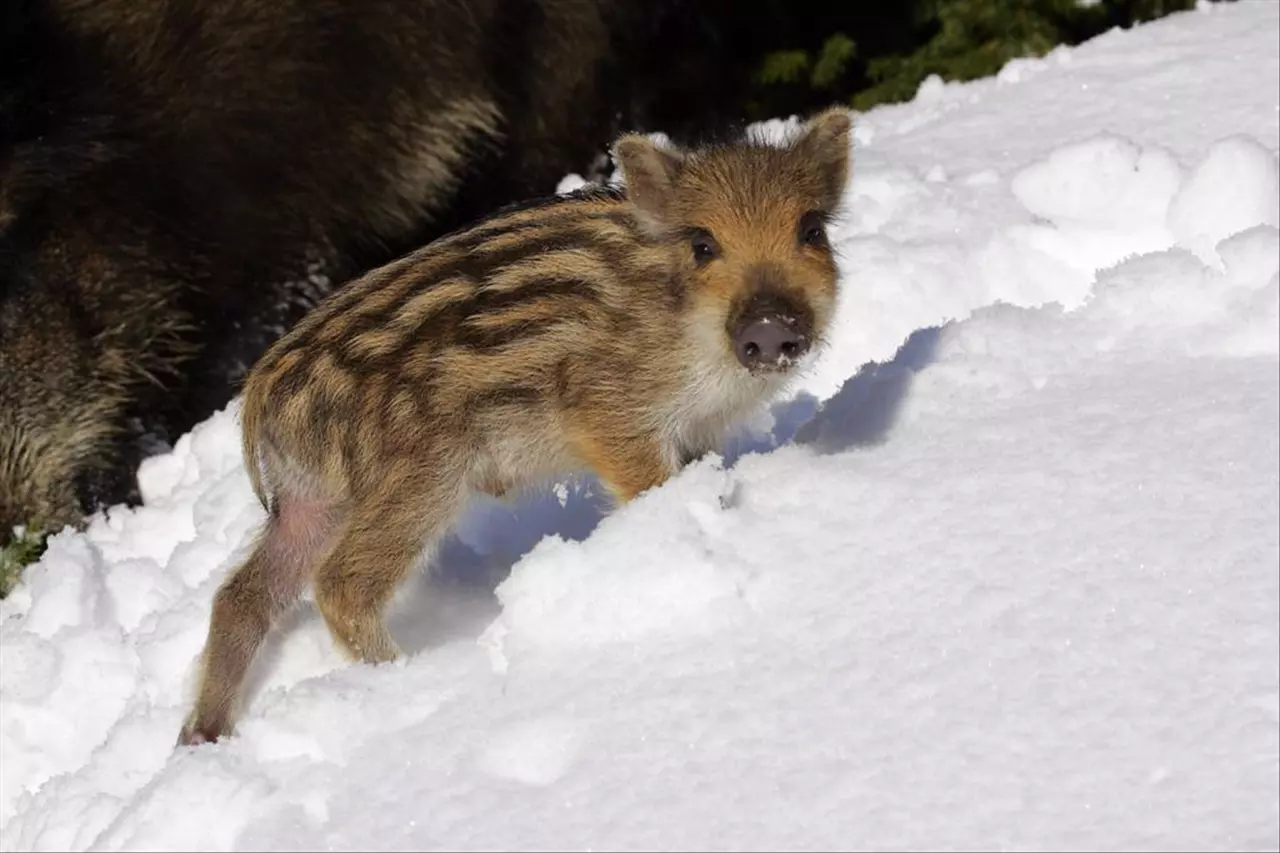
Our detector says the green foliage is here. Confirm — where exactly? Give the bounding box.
[1,524,47,598]
[740,0,1202,119]
[754,32,858,123]
[855,0,1083,109]
[812,34,859,90]
[757,50,813,87]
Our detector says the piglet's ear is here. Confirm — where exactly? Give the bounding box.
[612,134,685,228]
[792,106,854,212]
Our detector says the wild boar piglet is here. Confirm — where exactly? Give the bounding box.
[178,107,854,746]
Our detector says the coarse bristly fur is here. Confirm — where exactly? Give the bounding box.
[177,107,855,746]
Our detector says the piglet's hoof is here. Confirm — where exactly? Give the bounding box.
[176,718,225,748]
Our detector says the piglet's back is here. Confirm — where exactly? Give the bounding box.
[237,185,680,505]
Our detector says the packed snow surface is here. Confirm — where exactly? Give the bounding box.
[3,3,1278,850]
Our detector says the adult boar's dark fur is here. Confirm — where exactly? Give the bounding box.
[0,0,693,549]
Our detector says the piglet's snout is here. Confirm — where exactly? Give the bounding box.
[731,281,813,371]
[733,314,807,369]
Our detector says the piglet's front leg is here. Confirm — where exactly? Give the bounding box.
[569,423,674,506]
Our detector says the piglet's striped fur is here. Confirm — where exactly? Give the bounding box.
[178,107,854,745]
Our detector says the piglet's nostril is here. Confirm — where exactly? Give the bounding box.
[734,314,808,370]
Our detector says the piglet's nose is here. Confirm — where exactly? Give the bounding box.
[734,314,807,369]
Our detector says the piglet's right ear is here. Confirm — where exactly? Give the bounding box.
[612,134,685,228]
[792,106,854,213]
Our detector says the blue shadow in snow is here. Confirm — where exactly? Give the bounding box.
[715,323,943,464]
[793,324,941,455]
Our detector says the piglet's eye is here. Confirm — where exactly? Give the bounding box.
[798,211,828,248]
[690,228,720,265]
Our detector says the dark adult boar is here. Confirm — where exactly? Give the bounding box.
[0,0,680,550]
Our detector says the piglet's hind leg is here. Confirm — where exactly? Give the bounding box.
[178,496,344,745]
[313,476,463,664]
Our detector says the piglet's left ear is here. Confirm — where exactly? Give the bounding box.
[791,106,854,212]
[612,134,686,231]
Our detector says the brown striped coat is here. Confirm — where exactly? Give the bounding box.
[178,107,854,745]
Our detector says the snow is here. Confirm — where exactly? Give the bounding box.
[1167,135,1280,266]
[3,3,1279,850]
